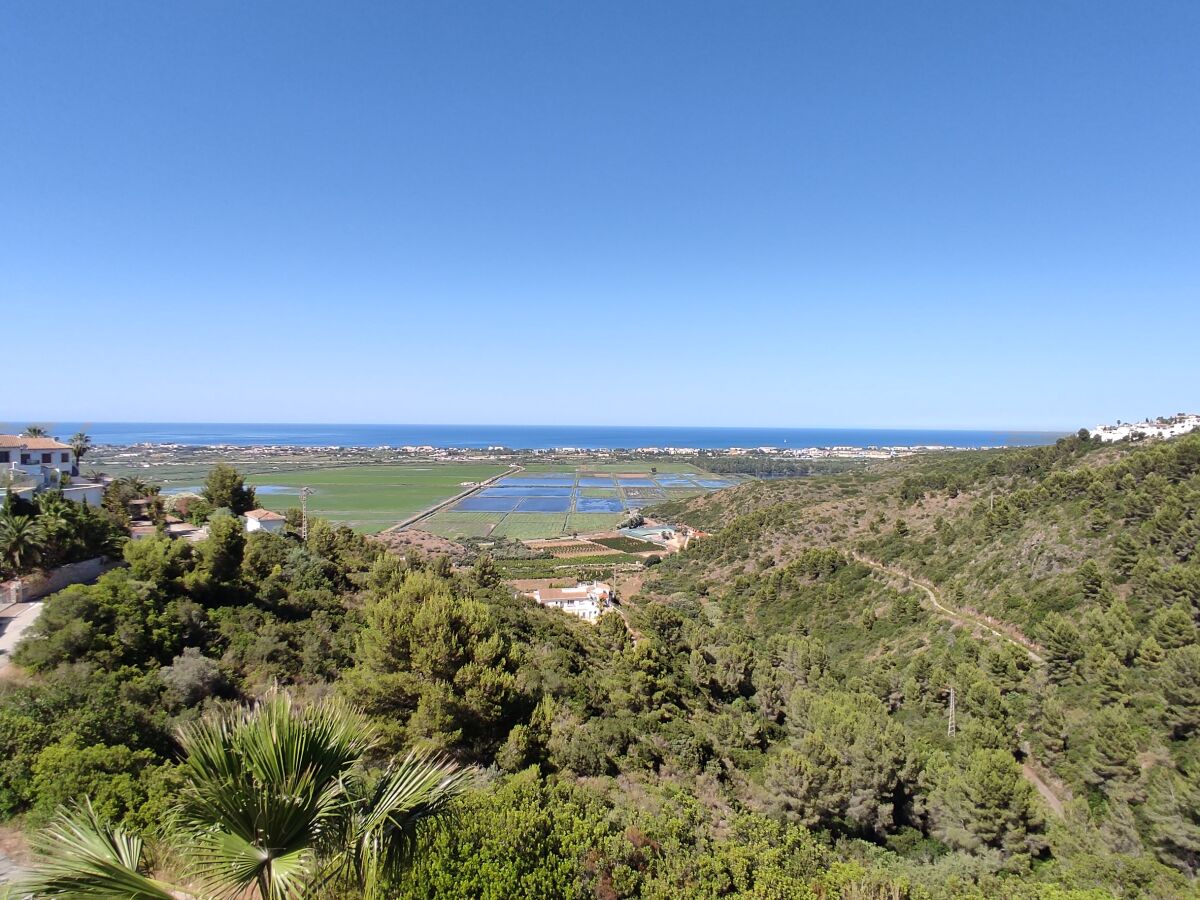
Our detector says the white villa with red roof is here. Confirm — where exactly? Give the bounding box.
[0,434,104,505]
[243,508,287,534]
[528,580,613,622]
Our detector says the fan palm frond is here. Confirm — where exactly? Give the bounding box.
[176,692,376,899]
[342,750,474,899]
[13,800,178,899]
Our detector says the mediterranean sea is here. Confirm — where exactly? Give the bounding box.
[31,423,1068,450]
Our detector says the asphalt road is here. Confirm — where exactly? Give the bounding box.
[0,601,44,660]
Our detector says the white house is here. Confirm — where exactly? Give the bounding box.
[0,435,75,487]
[529,581,613,623]
[0,435,106,505]
[243,508,287,534]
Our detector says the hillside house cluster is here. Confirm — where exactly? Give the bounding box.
[1092,413,1200,443]
[0,435,104,505]
[528,580,614,622]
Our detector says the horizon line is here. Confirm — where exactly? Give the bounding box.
[5,419,1077,434]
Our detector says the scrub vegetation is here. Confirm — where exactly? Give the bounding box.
[6,431,1200,897]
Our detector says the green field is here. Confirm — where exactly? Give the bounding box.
[565,512,628,533]
[490,514,571,540]
[413,511,503,539]
[245,464,509,534]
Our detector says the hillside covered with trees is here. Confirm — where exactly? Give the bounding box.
[3,434,1200,898]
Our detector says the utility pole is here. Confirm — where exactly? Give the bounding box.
[300,486,312,541]
[947,685,957,738]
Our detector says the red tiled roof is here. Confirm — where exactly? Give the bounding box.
[0,435,72,450]
[245,508,286,521]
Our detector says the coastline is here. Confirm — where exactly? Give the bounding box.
[23,422,1068,452]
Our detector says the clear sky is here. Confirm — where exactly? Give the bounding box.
[2,2,1197,429]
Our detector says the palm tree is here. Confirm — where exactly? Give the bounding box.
[114,475,151,496]
[23,425,48,437]
[15,693,472,900]
[0,511,44,574]
[70,431,92,474]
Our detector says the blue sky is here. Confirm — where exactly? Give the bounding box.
[2,2,1197,429]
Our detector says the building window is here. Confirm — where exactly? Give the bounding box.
[41,453,52,464]
[61,453,70,463]
[21,454,31,465]
[0,451,8,463]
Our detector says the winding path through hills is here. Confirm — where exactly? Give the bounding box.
[849,553,1070,815]
[850,552,1046,664]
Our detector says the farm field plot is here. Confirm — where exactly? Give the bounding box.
[415,511,504,539]
[245,464,508,533]
[491,514,570,540]
[414,464,744,540]
[579,488,620,498]
[574,461,703,473]
[566,512,630,534]
[591,536,662,553]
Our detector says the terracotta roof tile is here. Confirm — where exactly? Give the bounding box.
[0,435,72,450]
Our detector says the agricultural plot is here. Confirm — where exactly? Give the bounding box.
[491,514,571,540]
[244,463,508,534]
[417,467,742,540]
[415,511,502,539]
[591,535,662,553]
[566,512,633,534]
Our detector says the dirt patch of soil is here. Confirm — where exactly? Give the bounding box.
[372,530,467,560]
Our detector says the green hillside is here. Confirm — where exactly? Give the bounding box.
[638,431,1200,895]
[4,433,1199,897]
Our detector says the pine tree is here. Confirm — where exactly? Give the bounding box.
[930,749,1045,861]
[1170,519,1200,562]
[1152,605,1197,650]
[1077,560,1106,600]
[470,553,500,588]
[1086,708,1139,795]
[1111,532,1142,579]
[764,740,847,831]
[1162,646,1200,740]
[1035,694,1069,759]
[1041,613,1084,683]
[1089,648,1128,706]
[1136,636,1166,669]
[1140,766,1200,876]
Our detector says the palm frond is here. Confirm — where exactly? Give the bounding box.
[343,751,474,899]
[175,692,377,899]
[187,829,312,900]
[13,801,177,899]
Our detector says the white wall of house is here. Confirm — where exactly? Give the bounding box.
[543,598,603,621]
[245,517,285,534]
[1,449,75,486]
[62,483,105,505]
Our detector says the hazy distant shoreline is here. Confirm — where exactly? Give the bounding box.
[27,422,1068,451]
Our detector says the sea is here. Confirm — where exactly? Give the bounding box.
[20,422,1068,450]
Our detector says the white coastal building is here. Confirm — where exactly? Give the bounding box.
[1092,414,1200,443]
[0,435,104,505]
[529,580,614,622]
